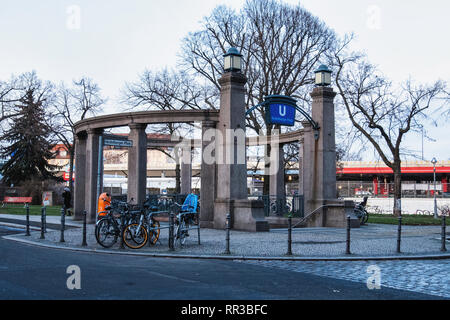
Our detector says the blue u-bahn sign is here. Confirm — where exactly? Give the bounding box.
[264,95,297,126]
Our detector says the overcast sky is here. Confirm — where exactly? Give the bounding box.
[0,0,448,161]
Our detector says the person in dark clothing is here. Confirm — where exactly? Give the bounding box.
[62,187,72,216]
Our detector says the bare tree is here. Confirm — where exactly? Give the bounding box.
[52,77,106,201]
[333,43,448,215]
[124,0,338,194]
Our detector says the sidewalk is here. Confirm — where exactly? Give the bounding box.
[2,214,450,261]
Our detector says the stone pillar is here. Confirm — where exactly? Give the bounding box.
[180,146,192,195]
[302,121,314,214]
[85,128,102,223]
[310,86,337,202]
[127,123,147,205]
[200,120,217,228]
[302,86,358,227]
[269,143,285,196]
[302,86,337,216]
[298,138,304,197]
[213,71,269,232]
[73,132,87,221]
[215,72,248,200]
[269,134,285,215]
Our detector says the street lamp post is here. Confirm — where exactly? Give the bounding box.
[431,157,438,219]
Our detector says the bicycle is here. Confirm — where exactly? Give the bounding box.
[269,198,292,216]
[173,194,199,248]
[95,201,143,248]
[122,204,162,249]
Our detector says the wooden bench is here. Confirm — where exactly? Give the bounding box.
[2,197,33,207]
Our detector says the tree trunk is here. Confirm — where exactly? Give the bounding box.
[393,162,402,216]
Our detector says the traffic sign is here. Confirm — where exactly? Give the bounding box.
[103,139,133,148]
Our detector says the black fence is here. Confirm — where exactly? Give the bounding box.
[249,194,304,218]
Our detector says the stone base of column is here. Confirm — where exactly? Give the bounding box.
[303,199,360,228]
[214,198,270,232]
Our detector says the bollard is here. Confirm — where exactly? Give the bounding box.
[441,215,447,252]
[169,212,174,251]
[397,216,402,254]
[82,210,87,247]
[119,213,125,249]
[346,215,351,255]
[287,215,292,256]
[25,204,31,236]
[225,213,231,255]
[40,207,45,239]
[59,206,66,243]
[197,216,201,245]
[43,206,47,233]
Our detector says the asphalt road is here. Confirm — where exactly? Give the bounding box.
[0,225,439,301]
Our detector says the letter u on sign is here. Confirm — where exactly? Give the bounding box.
[279,105,286,117]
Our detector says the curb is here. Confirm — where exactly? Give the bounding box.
[3,234,450,262]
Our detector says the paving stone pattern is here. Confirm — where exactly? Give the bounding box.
[237,259,450,299]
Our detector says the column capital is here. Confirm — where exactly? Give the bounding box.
[128,123,147,130]
[310,86,337,100]
[86,128,103,135]
[218,71,247,86]
[76,131,88,140]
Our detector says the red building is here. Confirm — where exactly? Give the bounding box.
[336,161,450,197]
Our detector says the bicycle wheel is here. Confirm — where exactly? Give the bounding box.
[174,218,187,248]
[148,220,161,245]
[123,223,148,249]
[95,218,118,248]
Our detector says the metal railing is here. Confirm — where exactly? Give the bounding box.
[248,194,304,218]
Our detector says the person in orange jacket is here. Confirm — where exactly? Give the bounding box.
[97,192,111,219]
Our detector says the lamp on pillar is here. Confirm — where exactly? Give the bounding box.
[314,64,332,87]
[223,47,242,72]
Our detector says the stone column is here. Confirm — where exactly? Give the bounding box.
[298,138,304,197]
[302,120,314,215]
[269,134,285,215]
[127,123,147,205]
[200,120,217,228]
[215,72,248,200]
[85,128,102,223]
[214,71,269,231]
[302,86,359,227]
[180,146,192,195]
[310,86,337,202]
[73,131,87,221]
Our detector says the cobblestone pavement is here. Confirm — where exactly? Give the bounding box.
[2,214,449,257]
[237,259,450,299]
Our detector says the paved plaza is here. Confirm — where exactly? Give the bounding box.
[1,214,449,258]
